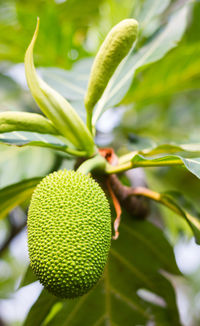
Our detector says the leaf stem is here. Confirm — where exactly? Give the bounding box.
[129,187,184,216]
[64,147,88,157]
[105,158,184,174]
[128,187,200,234]
[77,154,107,175]
[130,187,161,202]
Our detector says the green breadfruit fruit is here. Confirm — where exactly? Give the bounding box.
[27,170,111,298]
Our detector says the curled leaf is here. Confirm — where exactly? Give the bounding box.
[25,18,96,156]
[0,111,59,135]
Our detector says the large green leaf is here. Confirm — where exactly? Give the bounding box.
[24,289,58,326]
[117,143,200,179]
[39,59,92,101]
[0,145,55,188]
[0,131,87,156]
[135,0,170,37]
[125,154,200,179]
[38,60,93,122]
[0,177,41,219]
[181,157,200,180]
[124,42,200,105]
[92,5,189,125]
[184,1,200,44]
[120,143,200,161]
[24,215,181,326]
[19,265,37,289]
[0,73,21,104]
[125,185,200,245]
[157,192,200,245]
[0,73,35,114]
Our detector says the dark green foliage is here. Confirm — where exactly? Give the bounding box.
[24,214,181,326]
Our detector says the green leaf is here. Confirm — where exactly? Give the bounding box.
[38,60,93,123]
[0,177,41,219]
[92,5,189,125]
[136,0,170,37]
[0,145,55,188]
[134,154,200,180]
[0,131,87,157]
[116,144,200,180]
[19,265,37,289]
[129,186,200,245]
[24,289,58,326]
[0,73,21,105]
[181,157,200,179]
[0,111,59,135]
[24,19,96,156]
[184,1,200,44]
[39,59,92,101]
[147,143,200,156]
[24,216,181,326]
[158,193,200,244]
[132,154,183,167]
[122,143,200,161]
[124,42,200,105]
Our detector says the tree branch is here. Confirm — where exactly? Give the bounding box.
[108,174,149,219]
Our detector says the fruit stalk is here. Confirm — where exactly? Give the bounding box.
[77,154,108,175]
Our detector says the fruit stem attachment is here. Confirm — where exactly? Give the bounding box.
[106,177,122,240]
[77,154,108,176]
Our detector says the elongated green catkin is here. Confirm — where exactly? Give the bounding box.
[84,19,138,113]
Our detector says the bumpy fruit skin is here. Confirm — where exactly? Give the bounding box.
[27,170,111,298]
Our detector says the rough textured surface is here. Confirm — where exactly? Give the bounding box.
[84,19,138,112]
[27,170,111,298]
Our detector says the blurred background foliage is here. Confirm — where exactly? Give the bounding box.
[0,0,200,325]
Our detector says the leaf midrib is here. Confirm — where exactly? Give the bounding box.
[120,224,178,274]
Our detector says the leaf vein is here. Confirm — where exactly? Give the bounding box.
[110,248,154,289]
